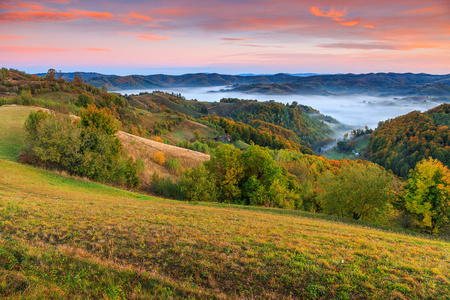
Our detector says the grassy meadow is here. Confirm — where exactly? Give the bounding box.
[324,134,371,161]
[1,105,449,299]
[0,106,40,161]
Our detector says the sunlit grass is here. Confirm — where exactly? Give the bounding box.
[0,106,40,161]
[1,159,449,299]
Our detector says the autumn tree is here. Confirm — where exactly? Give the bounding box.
[73,73,84,86]
[45,68,56,81]
[79,104,120,135]
[404,158,450,234]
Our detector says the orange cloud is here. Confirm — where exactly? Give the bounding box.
[310,6,346,19]
[363,24,375,29]
[339,17,361,26]
[69,9,114,20]
[0,9,115,23]
[0,1,45,10]
[0,11,77,22]
[129,12,153,22]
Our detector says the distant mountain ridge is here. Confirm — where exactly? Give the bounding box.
[39,72,450,96]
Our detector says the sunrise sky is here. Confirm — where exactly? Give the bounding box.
[1,0,449,75]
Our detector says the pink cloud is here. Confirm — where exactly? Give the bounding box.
[241,44,286,48]
[119,32,171,41]
[220,38,250,41]
[318,42,440,50]
[0,46,69,53]
[0,35,25,40]
[79,48,112,52]
[0,46,113,53]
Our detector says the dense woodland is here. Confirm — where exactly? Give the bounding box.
[1,67,449,235]
[369,104,450,177]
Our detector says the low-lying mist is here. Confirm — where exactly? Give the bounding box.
[119,86,448,133]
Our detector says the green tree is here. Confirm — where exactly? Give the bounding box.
[317,162,396,223]
[180,165,217,202]
[75,93,94,108]
[205,144,243,203]
[404,158,450,234]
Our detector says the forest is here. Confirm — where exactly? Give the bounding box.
[369,104,450,177]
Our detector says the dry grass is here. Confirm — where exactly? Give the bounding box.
[117,131,210,183]
[1,159,449,299]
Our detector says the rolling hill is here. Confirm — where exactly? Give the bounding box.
[60,72,450,96]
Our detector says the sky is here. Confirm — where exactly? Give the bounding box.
[1,0,449,75]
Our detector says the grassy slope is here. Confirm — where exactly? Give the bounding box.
[1,159,450,299]
[1,105,449,299]
[0,106,40,161]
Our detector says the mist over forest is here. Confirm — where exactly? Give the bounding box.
[118,86,448,131]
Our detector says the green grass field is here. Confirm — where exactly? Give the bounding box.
[324,134,371,160]
[1,106,449,299]
[0,106,40,161]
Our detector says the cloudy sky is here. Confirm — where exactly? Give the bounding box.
[1,0,449,75]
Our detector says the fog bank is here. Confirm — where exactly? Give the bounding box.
[118,86,448,131]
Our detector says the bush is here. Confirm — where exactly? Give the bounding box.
[166,158,183,175]
[21,111,139,188]
[75,94,94,108]
[179,165,217,202]
[152,176,181,199]
[152,152,165,165]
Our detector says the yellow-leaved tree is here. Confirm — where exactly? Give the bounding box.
[404,158,450,234]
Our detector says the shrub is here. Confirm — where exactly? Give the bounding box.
[166,158,183,175]
[152,152,165,165]
[152,176,181,199]
[21,111,139,188]
[75,94,94,108]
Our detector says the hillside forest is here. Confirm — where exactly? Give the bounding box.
[1,67,449,236]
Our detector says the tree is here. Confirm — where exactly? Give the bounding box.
[45,68,56,81]
[75,93,94,108]
[79,104,120,135]
[180,164,217,202]
[73,73,84,86]
[404,158,450,234]
[205,144,243,203]
[317,161,396,223]
[194,129,201,141]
